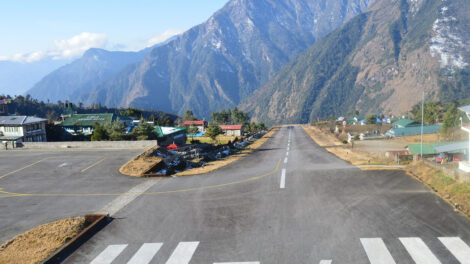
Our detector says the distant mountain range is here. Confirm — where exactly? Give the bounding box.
[26,0,376,118]
[241,0,470,124]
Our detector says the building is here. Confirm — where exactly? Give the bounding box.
[458,105,470,172]
[386,125,442,137]
[154,126,187,146]
[0,98,10,116]
[392,118,420,128]
[0,116,47,143]
[219,125,244,136]
[61,113,133,135]
[183,120,208,132]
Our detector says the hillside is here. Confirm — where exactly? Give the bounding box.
[37,0,376,118]
[241,0,470,125]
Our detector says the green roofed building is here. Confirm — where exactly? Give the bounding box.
[61,113,133,135]
[393,118,420,128]
[154,126,187,146]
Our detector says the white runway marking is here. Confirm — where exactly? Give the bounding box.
[280,169,286,189]
[399,237,441,264]
[286,151,289,156]
[90,244,127,264]
[96,179,159,216]
[319,260,332,264]
[127,243,163,264]
[439,237,470,264]
[165,241,199,264]
[360,238,396,264]
[284,157,288,163]
[58,163,67,168]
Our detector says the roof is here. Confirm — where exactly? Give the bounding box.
[393,119,419,128]
[183,120,206,126]
[407,142,466,155]
[387,125,442,137]
[434,141,468,153]
[61,113,115,127]
[459,105,470,113]
[219,125,243,130]
[154,126,187,138]
[0,116,47,126]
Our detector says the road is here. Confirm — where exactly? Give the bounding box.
[1,126,470,263]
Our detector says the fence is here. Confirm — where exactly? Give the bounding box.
[423,159,470,184]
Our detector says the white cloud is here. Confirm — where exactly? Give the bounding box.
[0,32,108,63]
[147,29,182,47]
[50,32,108,60]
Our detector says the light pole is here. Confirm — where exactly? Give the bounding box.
[420,90,424,160]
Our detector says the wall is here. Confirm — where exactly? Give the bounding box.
[16,140,158,150]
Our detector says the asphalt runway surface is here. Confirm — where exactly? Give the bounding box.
[1,127,470,263]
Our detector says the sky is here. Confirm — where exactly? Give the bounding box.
[0,0,229,63]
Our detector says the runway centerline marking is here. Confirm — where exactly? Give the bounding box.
[319,260,332,264]
[58,163,67,168]
[284,157,288,163]
[81,158,107,173]
[280,168,286,189]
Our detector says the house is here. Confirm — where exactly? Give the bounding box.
[0,116,47,143]
[392,118,420,128]
[0,98,10,116]
[183,120,208,132]
[61,113,133,135]
[407,142,466,162]
[386,125,442,137]
[154,126,187,146]
[458,105,470,172]
[219,125,244,136]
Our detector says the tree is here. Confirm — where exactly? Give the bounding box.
[206,124,223,141]
[91,123,109,141]
[442,103,460,137]
[133,119,155,140]
[120,107,142,118]
[187,126,199,135]
[366,114,377,124]
[108,119,125,141]
[183,110,197,121]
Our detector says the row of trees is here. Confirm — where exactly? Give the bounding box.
[91,119,156,141]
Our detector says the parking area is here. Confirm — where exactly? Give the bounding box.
[0,148,144,244]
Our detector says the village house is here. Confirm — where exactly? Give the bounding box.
[0,116,47,144]
[183,120,208,132]
[61,113,133,135]
[458,105,470,173]
[219,124,244,136]
[154,126,187,146]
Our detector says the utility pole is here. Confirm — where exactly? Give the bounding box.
[420,90,424,160]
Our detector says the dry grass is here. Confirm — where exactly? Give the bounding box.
[301,125,393,166]
[175,128,279,176]
[120,146,163,177]
[406,162,470,218]
[186,135,237,145]
[0,217,86,264]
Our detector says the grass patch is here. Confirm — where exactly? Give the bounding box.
[120,145,163,177]
[0,217,86,264]
[186,135,237,145]
[405,162,470,217]
[175,128,279,176]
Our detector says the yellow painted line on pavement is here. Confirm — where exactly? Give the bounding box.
[0,158,282,198]
[81,158,107,173]
[0,157,51,181]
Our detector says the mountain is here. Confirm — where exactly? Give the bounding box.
[241,0,470,125]
[27,48,151,103]
[65,0,376,118]
[0,59,69,96]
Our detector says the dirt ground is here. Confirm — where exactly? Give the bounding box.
[0,217,86,264]
[175,128,279,176]
[120,146,163,177]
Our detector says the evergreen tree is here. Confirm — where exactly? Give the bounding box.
[91,123,109,141]
[133,119,155,140]
[206,124,223,141]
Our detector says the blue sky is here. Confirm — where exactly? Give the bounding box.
[0,0,229,62]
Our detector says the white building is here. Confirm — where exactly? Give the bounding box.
[458,105,470,173]
[0,116,47,143]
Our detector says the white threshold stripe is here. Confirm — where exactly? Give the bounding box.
[165,241,199,264]
[284,157,288,163]
[280,169,286,189]
[319,260,332,264]
[127,243,163,264]
[360,238,396,264]
[96,179,159,216]
[438,237,470,264]
[399,237,441,264]
[90,244,128,264]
